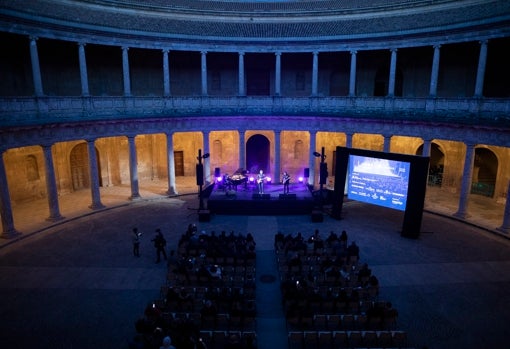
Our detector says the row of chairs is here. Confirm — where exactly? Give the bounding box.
[283,297,384,316]
[177,246,256,267]
[288,330,408,349]
[287,313,394,332]
[199,330,257,349]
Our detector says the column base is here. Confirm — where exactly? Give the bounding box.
[89,202,106,210]
[497,226,510,234]
[129,194,141,201]
[46,214,65,222]
[166,187,178,196]
[453,211,469,219]
[1,229,22,239]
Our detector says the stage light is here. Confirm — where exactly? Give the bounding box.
[266,176,272,183]
[249,176,255,183]
[216,176,222,182]
[298,176,304,183]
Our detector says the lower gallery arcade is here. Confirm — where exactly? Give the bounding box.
[1,128,509,237]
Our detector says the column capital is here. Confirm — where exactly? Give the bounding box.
[350,50,357,55]
[390,48,398,53]
[433,44,442,50]
[479,39,489,45]
[121,46,129,51]
[312,51,319,56]
[77,42,87,47]
[40,142,54,150]
[29,36,38,42]
[275,51,282,57]
[238,51,245,56]
[201,50,208,55]
[162,48,170,54]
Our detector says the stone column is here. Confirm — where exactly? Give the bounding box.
[349,50,357,97]
[29,36,44,97]
[201,51,208,96]
[345,132,353,148]
[497,180,510,234]
[86,139,105,209]
[429,45,441,97]
[78,42,89,97]
[383,135,391,153]
[0,150,21,238]
[203,131,211,184]
[239,130,246,169]
[312,51,319,96]
[122,46,131,96]
[454,143,476,219]
[275,52,282,96]
[474,40,488,98]
[422,139,432,157]
[238,52,245,96]
[42,144,64,220]
[309,131,317,186]
[127,135,140,200]
[163,49,171,97]
[274,131,281,182]
[165,132,178,196]
[388,49,397,97]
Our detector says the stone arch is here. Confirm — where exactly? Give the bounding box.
[25,154,40,181]
[471,147,498,197]
[417,142,445,186]
[70,143,102,191]
[246,134,270,174]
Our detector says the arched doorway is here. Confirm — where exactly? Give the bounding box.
[471,148,498,197]
[70,143,102,191]
[417,142,444,187]
[246,134,270,175]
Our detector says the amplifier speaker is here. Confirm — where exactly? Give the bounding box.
[198,209,211,222]
[252,193,270,200]
[311,210,323,222]
[279,194,296,200]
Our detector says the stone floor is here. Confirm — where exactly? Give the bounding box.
[0,178,509,349]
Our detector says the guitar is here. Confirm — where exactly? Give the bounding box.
[282,174,291,184]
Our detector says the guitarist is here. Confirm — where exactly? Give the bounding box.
[282,171,291,194]
[257,169,266,194]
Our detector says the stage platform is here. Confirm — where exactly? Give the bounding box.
[206,182,315,215]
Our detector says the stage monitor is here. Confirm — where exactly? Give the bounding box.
[332,147,429,238]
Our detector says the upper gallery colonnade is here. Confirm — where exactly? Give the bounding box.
[1,34,509,129]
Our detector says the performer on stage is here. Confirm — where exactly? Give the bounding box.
[282,171,291,194]
[257,169,266,194]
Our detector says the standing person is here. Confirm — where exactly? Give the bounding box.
[152,229,167,263]
[132,227,141,257]
[282,171,291,194]
[257,169,266,194]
